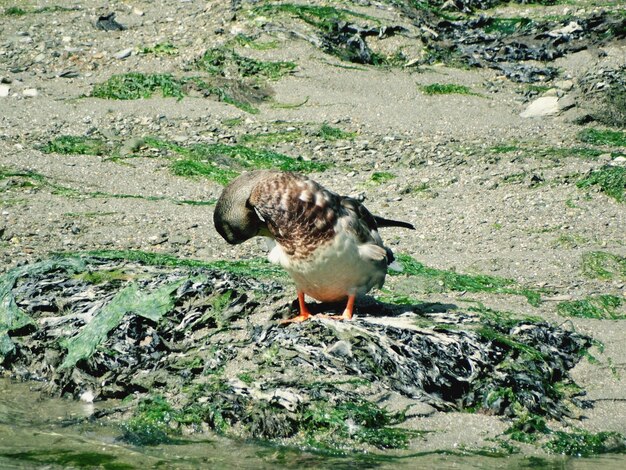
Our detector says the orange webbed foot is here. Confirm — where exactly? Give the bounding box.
[318,294,355,321]
[280,291,313,324]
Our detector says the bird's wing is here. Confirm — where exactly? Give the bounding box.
[339,197,388,262]
[249,172,338,258]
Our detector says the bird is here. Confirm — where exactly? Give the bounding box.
[213,170,414,322]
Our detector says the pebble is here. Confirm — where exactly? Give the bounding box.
[22,88,38,97]
[114,48,133,60]
[79,390,95,403]
[148,234,168,245]
[0,84,10,97]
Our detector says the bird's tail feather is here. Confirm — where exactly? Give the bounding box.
[374,216,415,230]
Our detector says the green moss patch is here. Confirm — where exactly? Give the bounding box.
[3,5,76,15]
[92,73,264,113]
[40,135,109,156]
[317,124,356,140]
[393,253,542,306]
[73,249,286,279]
[557,295,625,320]
[92,73,186,100]
[230,34,279,51]
[581,251,626,281]
[143,138,329,185]
[122,396,191,446]
[578,128,626,147]
[370,172,396,184]
[140,43,178,56]
[194,47,296,81]
[239,129,303,146]
[301,399,422,450]
[482,17,535,36]
[577,166,626,203]
[543,429,625,457]
[420,83,477,96]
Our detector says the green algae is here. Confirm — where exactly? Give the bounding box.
[393,253,542,305]
[60,280,183,369]
[577,166,626,203]
[577,128,626,147]
[195,47,296,81]
[581,251,626,281]
[543,429,626,457]
[41,135,109,156]
[557,295,625,319]
[144,138,329,185]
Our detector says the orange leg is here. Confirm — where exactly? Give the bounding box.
[280,291,312,324]
[319,294,355,321]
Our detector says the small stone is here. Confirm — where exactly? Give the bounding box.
[557,94,576,112]
[22,88,38,97]
[520,96,559,118]
[169,235,190,245]
[114,48,133,60]
[79,390,95,403]
[0,84,10,97]
[148,234,168,245]
[327,340,352,357]
[554,79,574,91]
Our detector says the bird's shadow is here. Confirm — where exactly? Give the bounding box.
[284,295,457,319]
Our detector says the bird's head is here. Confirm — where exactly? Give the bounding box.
[213,171,272,245]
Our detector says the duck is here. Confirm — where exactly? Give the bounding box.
[213,170,414,322]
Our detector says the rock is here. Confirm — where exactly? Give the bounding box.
[520,96,559,118]
[95,13,126,31]
[0,84,9,97]
[114,48,133,60]
[22,88,38,98]
[557,94,576,112]
[148,234,168,245]
[58,70,79,78]
[169,235,190,245]
[549,21,583,36]
[611,156,626,166]
[554,79,574,91]
[327,340,352,357]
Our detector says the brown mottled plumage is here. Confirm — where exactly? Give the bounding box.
[213,170,414,322]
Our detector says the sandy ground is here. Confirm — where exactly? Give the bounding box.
[1,0,625,454]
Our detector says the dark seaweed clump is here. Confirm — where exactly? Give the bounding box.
[0,255,593,450]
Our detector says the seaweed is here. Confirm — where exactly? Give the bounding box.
[0,255,595,452]
[393,253,543,306]
[143,138,329,185]
[577,166,626,203]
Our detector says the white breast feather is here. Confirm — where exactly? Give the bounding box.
[268,223,387,302]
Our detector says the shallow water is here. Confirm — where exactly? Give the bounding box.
[1,378,625,470]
